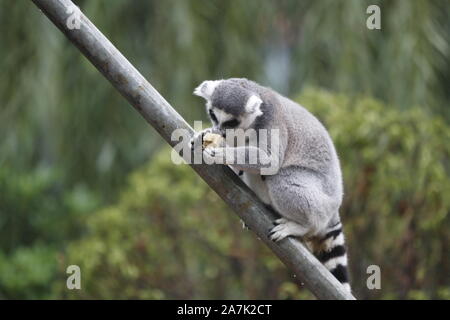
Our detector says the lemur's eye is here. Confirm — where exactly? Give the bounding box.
[222,119,240,128]
[209,109,218,123]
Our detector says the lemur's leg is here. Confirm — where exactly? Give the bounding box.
[269,218,309,241]
[265,167,339,241]
[266,167,351,291]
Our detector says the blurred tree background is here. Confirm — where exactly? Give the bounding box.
[0,0,448,299]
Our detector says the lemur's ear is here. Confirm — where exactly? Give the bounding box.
[245,95,263,114]
[193,80,222,100]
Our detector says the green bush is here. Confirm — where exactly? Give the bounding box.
[0,168,99,299]
[300,88,450,299]
[58,89,449,299]
[0,245,57,299]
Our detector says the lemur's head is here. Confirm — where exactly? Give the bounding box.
[193,78,264,135]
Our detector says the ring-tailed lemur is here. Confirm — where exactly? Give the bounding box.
[191,78,350,292]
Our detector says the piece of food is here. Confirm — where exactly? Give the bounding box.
[202,132,224,149]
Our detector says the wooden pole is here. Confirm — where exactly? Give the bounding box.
[31,0,356,300]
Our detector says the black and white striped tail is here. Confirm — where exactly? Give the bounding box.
[313,222,351,292]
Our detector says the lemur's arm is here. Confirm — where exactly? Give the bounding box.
[204,145,281,175]
[190,127,283,175]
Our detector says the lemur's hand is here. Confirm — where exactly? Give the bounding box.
[189,128,213,150]
[202,147,226,165]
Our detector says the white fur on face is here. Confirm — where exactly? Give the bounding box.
[193,80,222,100]
[210,107,233,125]
[245,95,263,114]
[239,95,263,129]
[202,91,264,130]
[210,105,262,131]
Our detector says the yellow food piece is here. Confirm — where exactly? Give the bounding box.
[203,132,224,149]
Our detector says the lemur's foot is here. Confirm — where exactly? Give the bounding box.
[269,218,307,242]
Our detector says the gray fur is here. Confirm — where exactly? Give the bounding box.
[192,78,350,290]
[193,78,342,234]
[211,82,249,116]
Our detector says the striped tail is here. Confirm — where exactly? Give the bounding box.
[310,222,351,292]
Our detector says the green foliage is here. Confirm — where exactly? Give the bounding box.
[0,0,448,300]
[0,245,57,299]
[58,89,449,299]
[0,167,99,299]
[57,151,305,299]
[0,168,98,252]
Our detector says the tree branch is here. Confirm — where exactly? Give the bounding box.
[31,0,356,300]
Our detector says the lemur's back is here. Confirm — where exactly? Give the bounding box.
[267,91,343,201]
